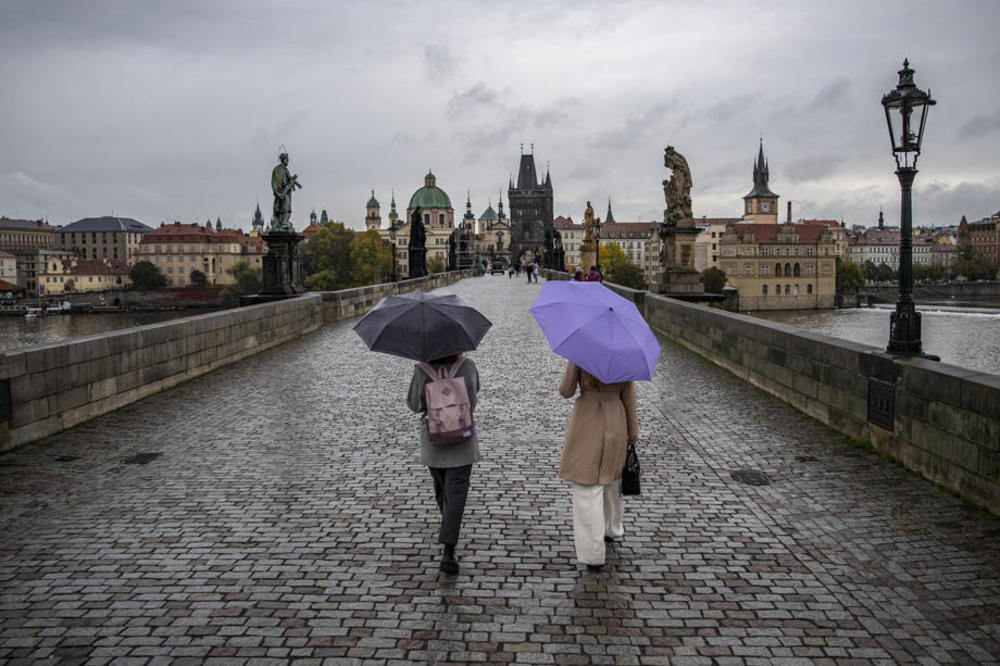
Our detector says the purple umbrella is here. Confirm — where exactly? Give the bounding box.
[529,281,660,383]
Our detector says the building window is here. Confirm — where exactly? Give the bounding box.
[807,284,813,294]
[795,284,799,296]
[794,263,801,277]
[424,214,430,225]
[745,264,752,275]
[775,283,780,295]
[784,284,790,295]
[762,285,768,296]
[775,263,782,277]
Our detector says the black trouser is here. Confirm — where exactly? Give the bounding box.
[428,465,472,545]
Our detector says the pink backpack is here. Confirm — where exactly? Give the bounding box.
[416,356,475,446]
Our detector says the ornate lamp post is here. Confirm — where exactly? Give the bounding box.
[593,215,603,274]
[882,59,935,356]
[388,220,399,282]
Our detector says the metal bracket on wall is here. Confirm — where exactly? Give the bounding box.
[0,379,10,422]
[861,353,899,431]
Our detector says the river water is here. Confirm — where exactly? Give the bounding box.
[0,310,219,353]
[752,301,1000,376]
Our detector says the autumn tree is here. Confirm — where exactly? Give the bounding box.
[598,243,646,289]
[349,230,394,286]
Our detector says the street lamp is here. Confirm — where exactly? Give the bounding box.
[882,59,935,356]
[593,215,603,275]
[388,220,399,282]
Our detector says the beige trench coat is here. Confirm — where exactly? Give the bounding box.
[558,362,639,485]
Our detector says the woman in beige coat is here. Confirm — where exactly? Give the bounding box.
[558,361,639,571]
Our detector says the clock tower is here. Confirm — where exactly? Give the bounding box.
[742,140,779,223]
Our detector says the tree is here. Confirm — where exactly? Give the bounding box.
[226,261,262,295]
[302,221,354,290]
[836,260,865,291]
[349,230,393,286]
[304,269,340,291]
[862,260,879,284]
[699,266,727,293]
[427,255,447,274]
[597,244,647,290]
[875,262,896,283]
[131,260,167,290]
[63,279,76,293]
[189,269,208,287]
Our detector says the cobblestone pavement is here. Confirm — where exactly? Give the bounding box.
[1,275,999,665]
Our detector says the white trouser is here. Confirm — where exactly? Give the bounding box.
[570,481,624,565]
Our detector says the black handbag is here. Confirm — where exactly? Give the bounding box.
[621,439,641,496]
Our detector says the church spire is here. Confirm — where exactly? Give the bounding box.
[605,198,615,224]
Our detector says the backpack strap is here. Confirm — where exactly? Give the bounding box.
[416,362,440,380]
[443,355,466,378]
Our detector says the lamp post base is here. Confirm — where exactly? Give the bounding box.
[887,302,939,359]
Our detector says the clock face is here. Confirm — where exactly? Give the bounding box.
[762,202,771,213]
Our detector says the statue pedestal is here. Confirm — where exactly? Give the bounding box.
[651,222,703,295]
[242,231,306,305]
[578,240,597,272]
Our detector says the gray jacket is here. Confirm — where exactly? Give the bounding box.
[406,356,481,468]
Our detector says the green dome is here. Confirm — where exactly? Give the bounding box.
[408,171,452,210]
[366,189,379,208]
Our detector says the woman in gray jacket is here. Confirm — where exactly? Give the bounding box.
[407,354,480,575]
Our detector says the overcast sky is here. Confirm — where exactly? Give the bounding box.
[1,0,998,232]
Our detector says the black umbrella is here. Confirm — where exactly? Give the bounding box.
[352,291,492,362]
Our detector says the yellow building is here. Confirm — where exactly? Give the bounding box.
[719,223,838,310]
[39,258,131,295]
[134,223,265,287]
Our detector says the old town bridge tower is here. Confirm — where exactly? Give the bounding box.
[508,146,557,269]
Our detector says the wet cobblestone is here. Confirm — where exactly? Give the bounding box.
[1,275,999,664]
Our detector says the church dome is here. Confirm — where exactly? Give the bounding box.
[408,170,452,210]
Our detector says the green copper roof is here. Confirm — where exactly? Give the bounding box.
[366,189,379,208]
[408,182,452,210]
[478,205,497,222]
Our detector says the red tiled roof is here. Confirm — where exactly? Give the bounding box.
[728,223,826,244]
[801,219,842,227]
[0,279,22,291]
[60,258,130,276]
[553,216,575,229]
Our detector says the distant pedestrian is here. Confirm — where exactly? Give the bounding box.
[532,263,540,283]
[587,266,602,283]
[573,268,585,282]
[407,354,481,575]
[527,263,533,283]
[557,361,638,571]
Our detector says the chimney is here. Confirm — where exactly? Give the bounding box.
[787,201,792,224]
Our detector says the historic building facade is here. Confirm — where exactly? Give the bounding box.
[56,216,153,264]
[134,223,265,287]
[720,223,838,310]
[720,144,839,310]
[38,258,131,295]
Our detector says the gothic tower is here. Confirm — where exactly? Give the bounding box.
[742,140,779,223]
[508,145,554,267]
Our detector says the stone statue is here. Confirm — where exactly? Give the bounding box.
[583,201,595,241]
[271,151,302,231]
[408,207,427,278]
[662,145,692,227]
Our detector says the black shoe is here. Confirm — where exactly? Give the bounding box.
[603,536,616,543]
[586,563,604,572]
[440,545,459,575]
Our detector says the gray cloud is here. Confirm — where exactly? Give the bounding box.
[784,155,848,183]
[425,45,458,82]
[958,110,1000,139]
[809,77,852,111]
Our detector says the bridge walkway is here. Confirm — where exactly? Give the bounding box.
[1,275,998,664]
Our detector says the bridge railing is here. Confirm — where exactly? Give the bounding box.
[541,269,999,515]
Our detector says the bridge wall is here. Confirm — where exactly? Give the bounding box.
[317,269,474,323]
[0,294,323,452]
[630,288,999,514]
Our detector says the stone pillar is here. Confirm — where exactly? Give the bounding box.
[242,231,306,305]
[651,219,704,295]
